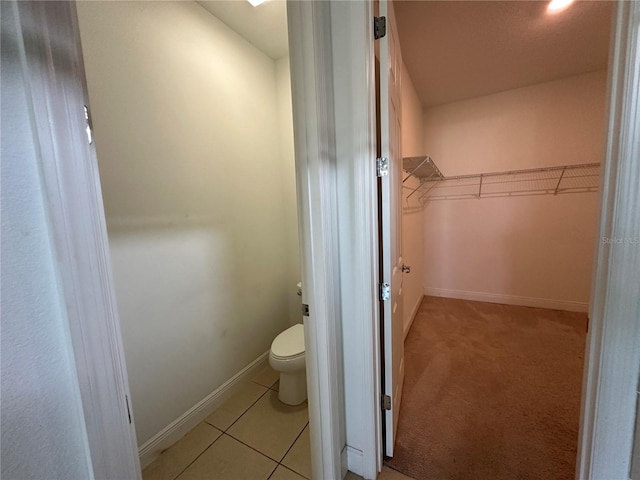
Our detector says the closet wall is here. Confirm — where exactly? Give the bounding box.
[77,1,298,446]
[421,70,607,310]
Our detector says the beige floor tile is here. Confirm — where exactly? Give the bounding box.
[205,382,268,431]
[177,434,276,480]
[271,380,280,392]
[227,390,308,461]
[281,424,311,479]
[269,465,307,480]
[252,364,280,388]
[142,422,222,480]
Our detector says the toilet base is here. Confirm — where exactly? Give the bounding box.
[278,370,307,405]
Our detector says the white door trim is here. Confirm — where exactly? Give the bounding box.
[576,1,640,478]
[287,2,346,479]
[329,1,383,479]
[12,1,141,478]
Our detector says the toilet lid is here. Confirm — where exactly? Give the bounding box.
[271,324,305,358]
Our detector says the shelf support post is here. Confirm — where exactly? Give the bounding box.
[554,166,567,195]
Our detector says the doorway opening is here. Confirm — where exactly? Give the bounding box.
[76,2,312,479]
[377,1,613,478]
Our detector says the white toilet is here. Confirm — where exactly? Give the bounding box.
[269,283,306,405]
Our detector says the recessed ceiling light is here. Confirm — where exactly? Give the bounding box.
[247,0,266,6]
[547,0,575,13]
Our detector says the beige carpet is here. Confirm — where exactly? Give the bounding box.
[385,296,587,480]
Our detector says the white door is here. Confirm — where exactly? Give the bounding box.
[378,0,404,458]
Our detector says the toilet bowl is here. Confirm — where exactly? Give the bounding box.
[269,323,306,405]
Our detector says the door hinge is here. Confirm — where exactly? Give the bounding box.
[382,394,392,411]
[125,395,132,424]
[379,282,390,301]
[302,304,310,317]
[376,157,389,177]
[83,105,93,145]
[374,16,387,40]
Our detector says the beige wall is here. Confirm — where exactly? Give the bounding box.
[422,71,607,308]
[77,1,298,446]
[400,62,425,334]
[276,56,301,326]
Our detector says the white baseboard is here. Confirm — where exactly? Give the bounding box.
[423,287,589,313]
[138,351,269,468]
[404,295,424,340]
[346,446,363,477]
[341,444,349,479]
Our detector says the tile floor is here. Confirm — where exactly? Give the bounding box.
[142,363,413,480]
[143,364,311,480]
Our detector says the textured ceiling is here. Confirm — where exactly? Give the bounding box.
[197,0,288,60]
[395,0,612,107]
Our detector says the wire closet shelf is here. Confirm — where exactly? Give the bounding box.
[402,156,601,202]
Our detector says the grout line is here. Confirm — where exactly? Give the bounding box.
[283,421,312,479]
[222,432,282,463]
[174,382,272,480]
[172,430,224,480]
[275,464,310,480]
[265,463,280,480]
[277,420,309,464]
[252,378,279,390]
[222,385,271,433]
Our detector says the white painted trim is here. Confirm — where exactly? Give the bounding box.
[346,446,364,476]
[14,2,140,478]
[341,445,349,480]
[329,1,381,478]
[288,2,346,479]
[138,352,269,468]
[577,1,640,478]
[423,287,589,313]
[404,296,424,340]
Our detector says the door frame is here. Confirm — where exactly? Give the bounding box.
[328,1,383,479]
[287,2,348,479]
[577,1,640,478]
